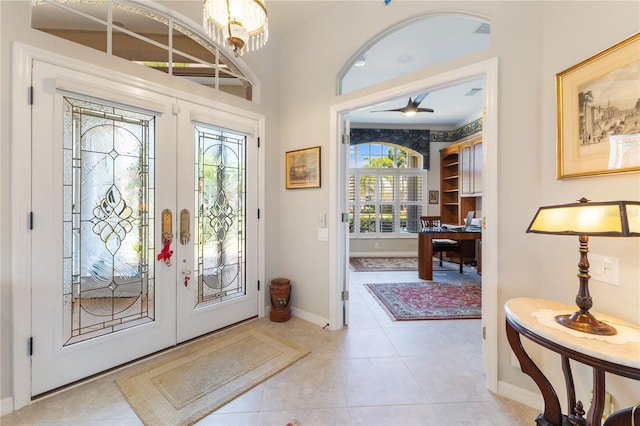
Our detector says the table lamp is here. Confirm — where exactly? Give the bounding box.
[526,198,640,336]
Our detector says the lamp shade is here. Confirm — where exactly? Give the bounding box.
[526,198,640,335]
[203,0,268,57]
[527,199,640,236]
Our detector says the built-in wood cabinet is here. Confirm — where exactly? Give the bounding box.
[439,135,483,225]
[460,135,482,196]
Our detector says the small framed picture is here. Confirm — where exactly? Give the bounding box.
[285,146,321,189]
[429,190,439,204]
[556,32,640,178]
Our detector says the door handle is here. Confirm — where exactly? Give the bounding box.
[158,209,174,265]
[180,209,190,245]
[161,209,173,243]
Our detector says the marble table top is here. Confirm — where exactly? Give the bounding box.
[505,298,640,370]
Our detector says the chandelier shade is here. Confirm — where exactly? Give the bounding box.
[203,0,268,57]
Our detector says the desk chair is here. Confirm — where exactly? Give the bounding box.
[419,216,464,273]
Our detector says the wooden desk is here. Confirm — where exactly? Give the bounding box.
[417,228,481,280]
[505,298,640,426]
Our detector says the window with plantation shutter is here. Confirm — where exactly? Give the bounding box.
[348,143,425,237]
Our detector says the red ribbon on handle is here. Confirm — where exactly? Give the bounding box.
[157,240,173,265]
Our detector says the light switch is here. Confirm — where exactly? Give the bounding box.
[318,228,328,241]
[589,253,619,286]
[319,213,326,228]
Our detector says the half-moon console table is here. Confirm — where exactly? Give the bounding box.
[505,298,640,426]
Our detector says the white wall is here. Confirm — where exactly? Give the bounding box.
[276,0,639,413]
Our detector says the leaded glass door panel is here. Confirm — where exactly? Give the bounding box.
[64,97,156,345]
[175,101,259,343]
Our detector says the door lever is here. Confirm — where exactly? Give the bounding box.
[180,209,190,245]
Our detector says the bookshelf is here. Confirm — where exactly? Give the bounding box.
[439,144,460,225]
[439,138,480,225]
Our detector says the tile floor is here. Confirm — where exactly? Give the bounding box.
[2,266,540,425]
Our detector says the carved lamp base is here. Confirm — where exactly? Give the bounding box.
[555,312,617,336]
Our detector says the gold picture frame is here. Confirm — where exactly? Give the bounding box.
[428,190,439,204]
[556,32,640,179]
[285,146,321,189]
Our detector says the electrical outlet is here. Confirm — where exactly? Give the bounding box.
[374,242,379,249]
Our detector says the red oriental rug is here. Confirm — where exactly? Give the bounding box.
[364,281,481,321]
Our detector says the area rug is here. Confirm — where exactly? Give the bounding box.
[349,256,457,272]
[116,328,310,426]
[364,281,481,321]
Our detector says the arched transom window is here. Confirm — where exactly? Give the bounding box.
[31,0,255,100]
[339,13,490,95]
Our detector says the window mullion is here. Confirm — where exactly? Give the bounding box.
[353,172,360,238]
[107,0,113,55]
[395,169,400,234]
[372,172,376,236]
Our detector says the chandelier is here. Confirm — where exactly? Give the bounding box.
[203,0,269,57]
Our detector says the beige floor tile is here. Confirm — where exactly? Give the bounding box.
[340,357,430,406]
[381,323,455,356]
[348,404,445,426]
[405,354,493,403]
[259,354,347,410]
[1,267,539,426]
[332,327,400,358]
[195,411,260,425]
[258,408,351,426]
[430,399,539,426]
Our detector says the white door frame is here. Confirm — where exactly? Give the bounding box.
[10,43,266,410]
[328,57,500,392]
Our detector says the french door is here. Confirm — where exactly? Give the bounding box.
[30,60,259,395]
[174,101,260,342]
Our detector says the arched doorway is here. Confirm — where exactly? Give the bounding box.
[329,12,499,392]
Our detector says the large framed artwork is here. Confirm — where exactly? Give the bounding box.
[556,32,640,179]
[285,146,321,189]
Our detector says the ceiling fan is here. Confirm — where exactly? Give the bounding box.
[372,93,434,117]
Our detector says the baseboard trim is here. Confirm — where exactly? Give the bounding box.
[349,251,417,258]
[497,380,543,411]
[264,304,329,329]
[1,397,14,416]
[290,307,329,329]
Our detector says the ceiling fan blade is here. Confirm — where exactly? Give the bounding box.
[412,93,428,106]
[371,107,408,113]
[370,93,433,114]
